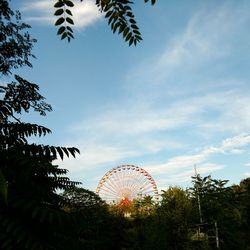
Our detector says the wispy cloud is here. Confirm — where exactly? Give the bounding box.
[21,0,102,29]
[57,144,140,174]
[74,89,250,138]
[72,103,200,136]
[127,2,250,89]
[148,134,250,174]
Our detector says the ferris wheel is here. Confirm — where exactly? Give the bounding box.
[96,165,159,204]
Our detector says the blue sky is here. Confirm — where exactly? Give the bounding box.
[10,0,250,192]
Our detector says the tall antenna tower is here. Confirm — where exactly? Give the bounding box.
[194,164,203,224]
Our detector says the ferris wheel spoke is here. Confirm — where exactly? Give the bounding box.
[99,186,119,197]
[96,165,158,204]
[139,182,156,193]
[107,179,120,193]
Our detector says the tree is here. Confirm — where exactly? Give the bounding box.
[127,187,193,250]
[156,187,193,250]
[62,186,105,211]
[61,187,132,249]
[54,0,157,45]
[233,177,250,249]
[0,0,36,75]
[0,1,81,248]
[191,174,244,250]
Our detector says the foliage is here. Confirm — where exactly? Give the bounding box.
[62,187,105,211]
[154,187,193,250]
[190,174,231,223]
[132,195,155,216]
[234,177,250,249]
[108,179,250,250]
[0,1,81,248]
[0,0,36,75]
[54,0,157,45]
[190,174,244,250]
[61,187,130,249]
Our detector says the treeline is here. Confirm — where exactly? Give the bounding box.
[120,175,250,250]
[57,176,250,250]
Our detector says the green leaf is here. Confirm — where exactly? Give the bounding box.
[66,26,73,32]
[103,2,113,12]
[62,147,69,157]
[54,1,64,8]
[131,24,139,30]
[113,22,120,33]
[135,34,142,40]
[66,17,74,25]
[56,147,64,160]
[61,32,68,40]
[67,32,74,39]
[55,17,65,26]
[129,18,136,24]
[125,32,132,41]
[133,29,141,35]
[57,26,66,35]
[64,0,74,7]
[129,37,134,46]
[123,27,129,38]
[127,12,134,18]
[68,147,80,158]
[118,24,125,34]
[54,8,64,16]
[65,9,73,16]
[105,10,113,18]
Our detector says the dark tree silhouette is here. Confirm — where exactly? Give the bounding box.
[0,1,81,248]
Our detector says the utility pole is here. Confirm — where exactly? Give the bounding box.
[194,165,203,239]
[194,165,203,224]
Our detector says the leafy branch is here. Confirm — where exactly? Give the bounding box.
[54,0,75,42]
[54,0,157,45]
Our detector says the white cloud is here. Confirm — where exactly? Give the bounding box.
[22,1,52,11]
[147,134,250,176]
[139,139,183,154]
[71,100,204,138]
[21,0,102,29]
[221,134,250,151]
[57,144,140,173]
